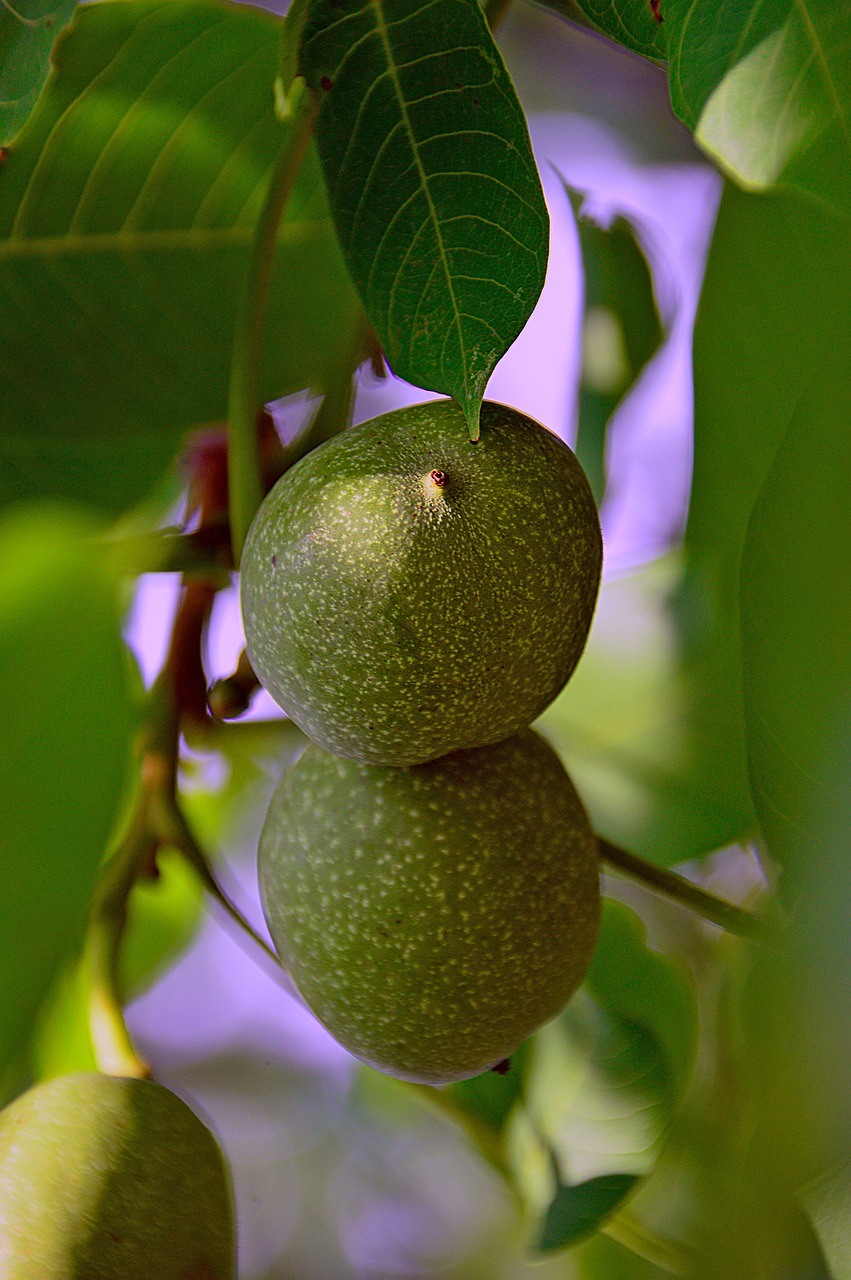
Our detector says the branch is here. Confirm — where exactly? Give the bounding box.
[599,837,778,944]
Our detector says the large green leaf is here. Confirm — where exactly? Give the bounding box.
[0,0,77,144]
[740,355,851,883]
[0,503,135,1080]
[564,181,663,504]
[740,350,851,1148]
[0,0,366,512]
[675,182,851,857]
[299,0,549,434]
[540,0,851,215]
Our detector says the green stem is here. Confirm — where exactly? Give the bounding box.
[602,1212,693,1276]
[98,525,231,578]
[228,77,321,564]
[599,838,776,944]
[85,795,154,1078]
[157,799,282,972]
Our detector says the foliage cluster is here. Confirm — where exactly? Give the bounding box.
[0,0,849,1275]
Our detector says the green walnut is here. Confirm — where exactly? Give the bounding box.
[240,399,602,767]
[259,729,601,1084]
[0,1073,236,1279]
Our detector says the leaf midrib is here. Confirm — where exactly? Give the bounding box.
[369,0,466,392]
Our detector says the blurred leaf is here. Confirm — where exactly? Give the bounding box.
[28,962,98,1081]
[0,504,135,1080]
[800,1163,851,1280]
[563,180,663,503]
[539,1172,639,1252]
[513,901,697,1251]
[675,183,851,857]
[119,847,204,996]
[0,0,77,144]
[30,848,204,1080]
[0,0,366,512]
[740,350,851,1146]
[444,1039,532,1134]
[668,0,851,216]
[740,353,851,885]
[540,555,748,863]
[299,0,548,434]
[585,900,697,1099]
[577,1231,675,1279]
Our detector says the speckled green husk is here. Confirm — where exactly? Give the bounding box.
[0,1074,236,1279]
[241,399,602,766]
[260,730,601,1084]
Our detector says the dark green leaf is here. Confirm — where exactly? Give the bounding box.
[0,504,135,1079]
[0,0,77,144]
[0,0,366,512]
[538,1172,639,1251]
[299,0,548,434]
[538,0,666,63]
[564,181,663,503]
[676,182,851,856]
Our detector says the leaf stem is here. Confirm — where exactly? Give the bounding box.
[85,793,155,1078]
[227,77,321,564]
[598,838,776,943]
[98,524,232,578]
[602,1211,693,1276]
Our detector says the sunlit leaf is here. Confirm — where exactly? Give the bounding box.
[0,0,77,144]
[540,0,851,214]
[800,1162,851,1280]
[0,0,366,512]
[30,848,204,1080]
[299,0,548,434]
[0,504,135,1080]
[669,0,851,215]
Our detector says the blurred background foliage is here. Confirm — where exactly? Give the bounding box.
[1,0,848,1275]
